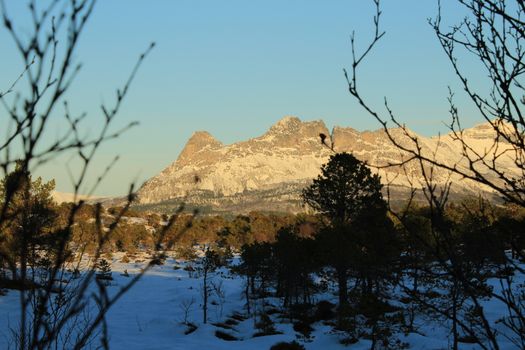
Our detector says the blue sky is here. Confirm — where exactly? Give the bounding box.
[0,1,486,196]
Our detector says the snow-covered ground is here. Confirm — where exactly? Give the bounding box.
[0,254,520,349]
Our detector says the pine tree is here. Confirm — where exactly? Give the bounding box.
[0,162,58,285]
[96,259,113,281]
[302,152,389,307]
[302,152,385,225]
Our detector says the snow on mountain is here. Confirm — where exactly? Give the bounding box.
[137,116,512,210]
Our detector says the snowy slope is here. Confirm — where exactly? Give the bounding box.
[0,254,520,349]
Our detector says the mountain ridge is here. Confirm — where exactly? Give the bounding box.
[136,116,512,213]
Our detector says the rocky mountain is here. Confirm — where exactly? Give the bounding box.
[136,116,514,213]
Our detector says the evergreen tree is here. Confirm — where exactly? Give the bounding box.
[95,259,113,282]
[302,152,389,307]
[273,227,317,309]
[0,163,58,284]
[238,242,274,315]
[302,152,385,225]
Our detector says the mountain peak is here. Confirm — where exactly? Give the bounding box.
[267,116,303,133]
[442,119,513,141]
[470,119,513,133]
[176,131,223,166]
[262,116,329,149]
[276,115,302,125]
[266,115,328,135]
[188,130,221,145]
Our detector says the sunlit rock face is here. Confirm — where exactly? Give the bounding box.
[137,116,512,211]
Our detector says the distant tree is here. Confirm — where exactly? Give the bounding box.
[215,227,234,262]
[450,198,506,268]
[199,247,222,324]
[349,210,400,298]
[393,204,433,331]
[95,259,113,282]
[495,204,525,260]
[272,227,318,309]
[248,212,294,243]
[238,242,273,315]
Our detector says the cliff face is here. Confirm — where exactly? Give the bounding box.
[138,116,332,204]
[137,116,512,211]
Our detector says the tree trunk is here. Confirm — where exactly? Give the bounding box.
[245,277,251,315]
[337,267,348,307]
[203,270,208,324]
[452,280,458,350]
